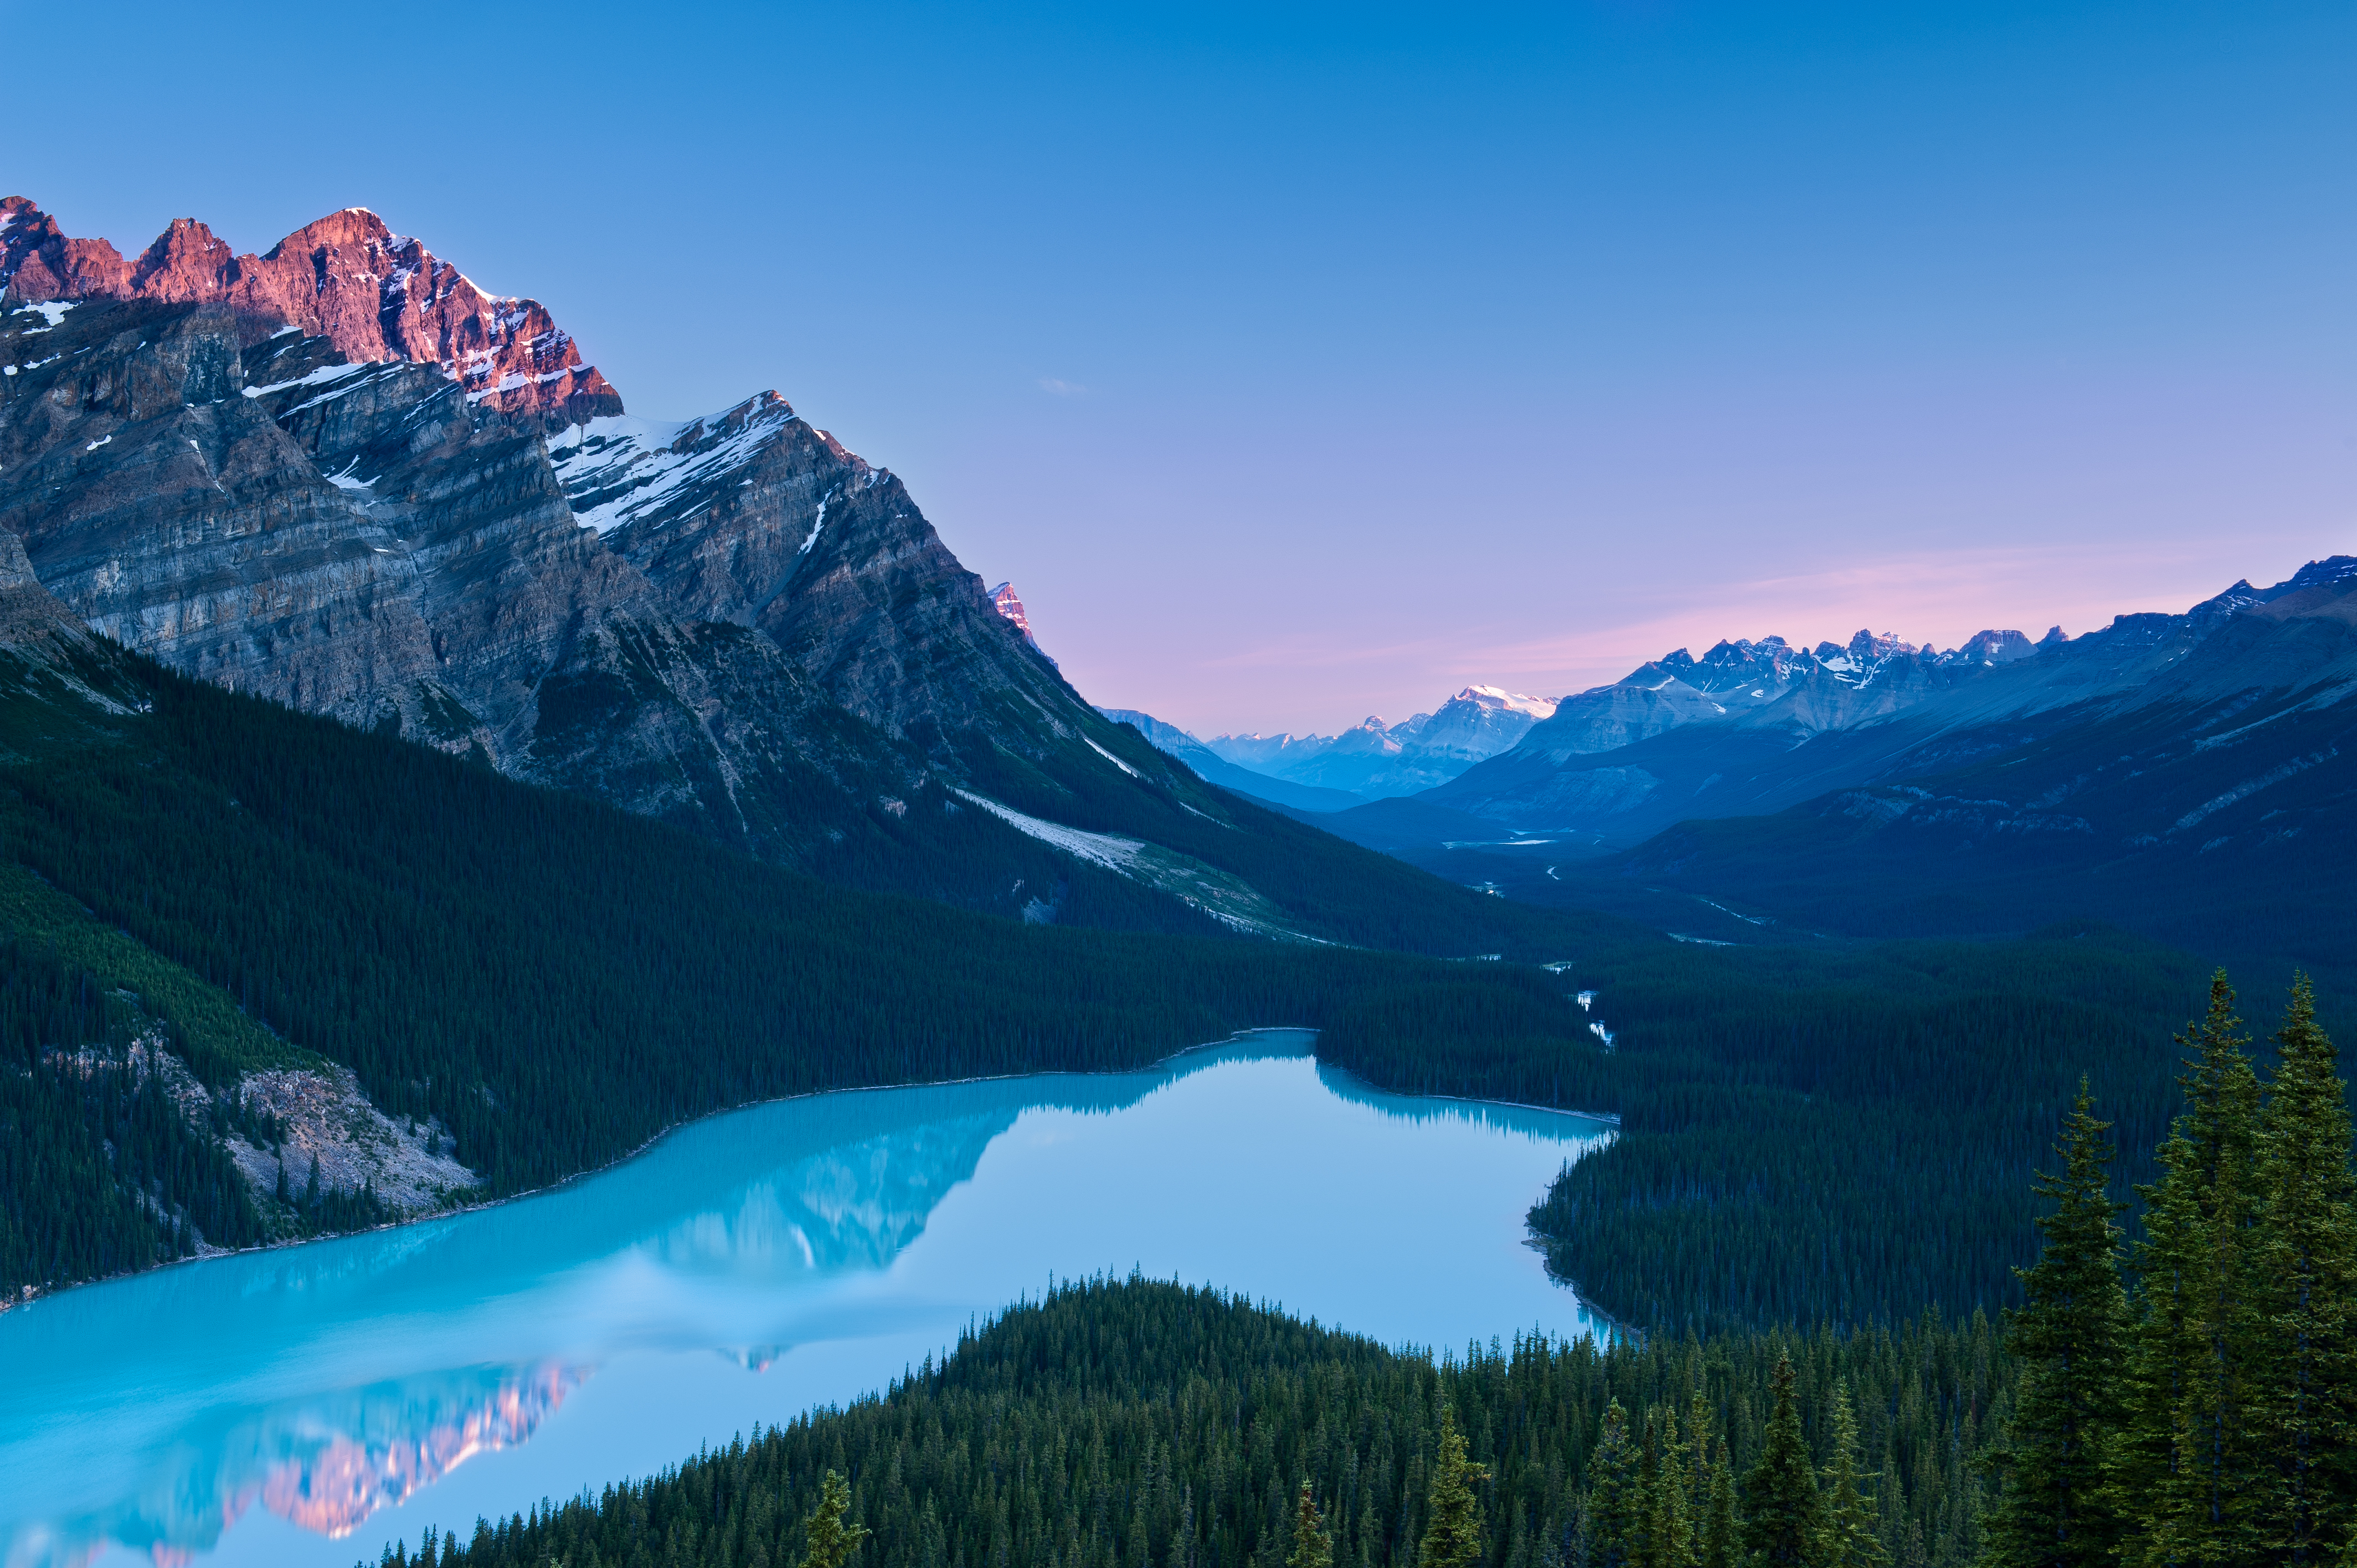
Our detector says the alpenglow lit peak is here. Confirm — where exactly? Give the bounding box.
[990,583,1037,644]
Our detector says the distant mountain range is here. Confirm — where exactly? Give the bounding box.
[1227,556,2357,981]
[1104,687,1558,802]
[1420,559,2357,841]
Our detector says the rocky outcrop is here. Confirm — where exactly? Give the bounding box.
[0,197,615,428]
[224,1061,478,1216]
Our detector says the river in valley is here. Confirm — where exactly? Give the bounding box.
[0,1035,1613,1568]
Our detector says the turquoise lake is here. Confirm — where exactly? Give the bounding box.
[0,1035,1613,1568]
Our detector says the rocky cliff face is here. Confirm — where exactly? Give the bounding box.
[542,401,1083,764]
[0,292,908,858]
[0,198,1214,906]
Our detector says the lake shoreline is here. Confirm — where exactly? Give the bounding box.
[8,1025,1619,1316]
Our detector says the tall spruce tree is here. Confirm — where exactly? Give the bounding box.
[797,1471,869,1568]
[2257,975,2357,1564]
[2116,971,2274,1568]
[1687,1390,1719,1558]
[1742,1354,1823,1568]
[1987,1079,2131,1568]
[1592,1399,1645,1568]
[1652,1404,1696,1568]
[1702,1438,1740,1568]
[1287,1483,1334,1568]
[1819,1384,1884,1568]
[1422,1405,1491,1568]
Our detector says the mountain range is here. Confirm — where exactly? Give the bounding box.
[1233,558,2357,981]
[0,196,1558,952]
[1105,686,1558,803]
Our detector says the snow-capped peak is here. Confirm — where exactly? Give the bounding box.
[1454,685,1558,720]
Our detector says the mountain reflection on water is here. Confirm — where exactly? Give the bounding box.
[2,1037,1612,1568]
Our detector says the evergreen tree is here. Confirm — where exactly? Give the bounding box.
[1986,1079,2130,1568]
[1421,1405,1491,1568]
[798,1469,869,1568]
[2256,975,2357,1564]
[1701,1440,1738,1568]
[1741,1354,1823,1568]
[1818,1384,1882,1568]
[1287,1483,1334,1568]
[1650,1405,1695,1568]
[1592,1400,1645,1568]
[2116,972,2274,1568]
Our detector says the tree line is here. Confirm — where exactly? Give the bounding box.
[1984,972,2357,1568]
[1317,929,2217,1331]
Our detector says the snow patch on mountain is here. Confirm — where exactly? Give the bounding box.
[547,394,801,535]
[953,788,1141,870]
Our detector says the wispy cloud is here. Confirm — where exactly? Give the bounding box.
[1037,378,1091,398]
[1469,541,2231,678]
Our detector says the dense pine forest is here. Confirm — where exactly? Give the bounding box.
[403,1275,2010,1568]
[390,972,2357,1568]
[1320,931,2221,1330]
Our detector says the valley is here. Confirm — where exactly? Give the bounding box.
[1,168,2349,1568]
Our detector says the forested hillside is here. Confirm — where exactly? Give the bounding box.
[406,1275,2010,1568]
[1319,928,2227,1330]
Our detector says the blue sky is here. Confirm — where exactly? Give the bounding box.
[7,0,2351,733]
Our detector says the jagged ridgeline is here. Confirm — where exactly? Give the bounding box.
[0,196,1602,951]
[402,1277,2010,1568]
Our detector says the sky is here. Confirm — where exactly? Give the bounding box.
[5,0,2352,736]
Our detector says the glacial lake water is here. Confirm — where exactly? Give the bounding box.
[0,1034,1613,1568]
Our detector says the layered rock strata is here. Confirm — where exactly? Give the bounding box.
[0,198,1207,894]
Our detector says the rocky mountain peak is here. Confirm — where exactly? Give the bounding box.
[990,583,1036,641]
[2189,558,2357,627]
[0,197,616,430]
[1953,628,2037,665]
[1453,685,1558,720]
[2270,555,2357,600]
[1815,628,1917,670]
